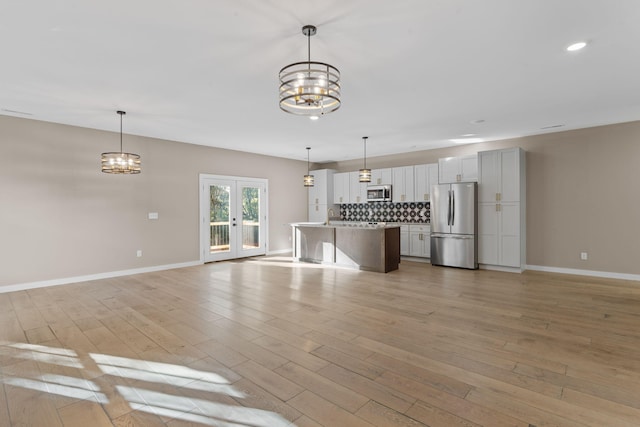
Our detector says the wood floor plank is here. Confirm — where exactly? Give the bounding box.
[230,377,302,423]
[24,326,56,344]
[56,398,113,427]
[560,387,640,426]
[194,339,249,368]
[251,335,329,372]
[0,381,11,427]
[231,360,303,401]
[290,415,323,427]
[287,390,375,427]
[111,409,166,427]
[275,361,369,414]
[355,400,429,427]
[376,371,529,427]
[405,400,483,427]
[317,363,416,414]
[311,344,385,380]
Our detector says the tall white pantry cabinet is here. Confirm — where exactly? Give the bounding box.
[478,148,526,270]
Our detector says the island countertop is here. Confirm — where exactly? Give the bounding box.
[290,222,400,273]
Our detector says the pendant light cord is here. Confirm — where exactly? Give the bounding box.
[120,113,123,153]
[117,110,126,153]
[363,136,368,169]
[307,29,311,75]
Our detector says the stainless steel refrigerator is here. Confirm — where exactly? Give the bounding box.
[430,182,478,269]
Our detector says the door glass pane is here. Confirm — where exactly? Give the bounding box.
[210,185,230,253]
[242,186,260,250]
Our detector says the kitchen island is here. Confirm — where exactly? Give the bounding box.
[290,222,400,273]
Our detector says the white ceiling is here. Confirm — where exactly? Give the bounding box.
[2,1,640,163]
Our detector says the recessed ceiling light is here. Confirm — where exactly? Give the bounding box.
[567,41,587,52]
[450,138,484,144]
[309,116,319,121]
[462,133,476,137]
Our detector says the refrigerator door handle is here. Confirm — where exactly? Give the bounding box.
[447,190,452,226]
[431,234,474,239]
[451,190,455,226]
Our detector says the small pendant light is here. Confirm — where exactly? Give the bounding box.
[359,136,371,183]
[101,110,141,174]
[303,147,315,187]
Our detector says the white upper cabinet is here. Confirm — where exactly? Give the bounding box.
[371,168,392,185]
[392,166,415,202]
[438,154,478,183]
[414,163,438,202]
[308,169,334,205]
[332,172,350,204]
[308,169,337,222]
[349,171,368,203]
[478,148,522,203]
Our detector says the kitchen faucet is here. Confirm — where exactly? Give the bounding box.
[327,208,335,225]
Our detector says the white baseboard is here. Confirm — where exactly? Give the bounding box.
[526,264,640,282]
[479,264,524,274]
[400,256,431,264]
[267,249,292,256]
[0,260,203,294]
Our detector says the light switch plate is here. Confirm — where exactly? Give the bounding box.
[148,212,159,220]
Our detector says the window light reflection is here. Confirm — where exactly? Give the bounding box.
[0,341,292,426]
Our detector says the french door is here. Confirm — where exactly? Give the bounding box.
[200,175,267,262]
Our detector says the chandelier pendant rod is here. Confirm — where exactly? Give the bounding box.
[119,112,123,153]
[364,137,367,170]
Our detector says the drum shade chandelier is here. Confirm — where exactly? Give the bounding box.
[279,25,341,119]
[101,111,141,174]
[359,136,371,183]
[304,147,315,187]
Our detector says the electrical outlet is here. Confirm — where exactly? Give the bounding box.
[137,250,143,257]
[580,252,588,261]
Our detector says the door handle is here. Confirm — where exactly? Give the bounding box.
[451,191,455,226]
[447,191,452,226]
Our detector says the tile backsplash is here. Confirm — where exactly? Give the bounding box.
[340,202,430,223]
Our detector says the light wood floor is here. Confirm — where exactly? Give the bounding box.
[1,258,640,426]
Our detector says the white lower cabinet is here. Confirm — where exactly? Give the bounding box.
[399,224,431,258]
[409,224,430,258]
[400,225,409,256]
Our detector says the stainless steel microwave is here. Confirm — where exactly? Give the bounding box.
[367,185,392,202]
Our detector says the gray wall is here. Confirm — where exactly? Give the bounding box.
[323,120,640,276]
[0,115,307,288]
[3,114,640,287]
